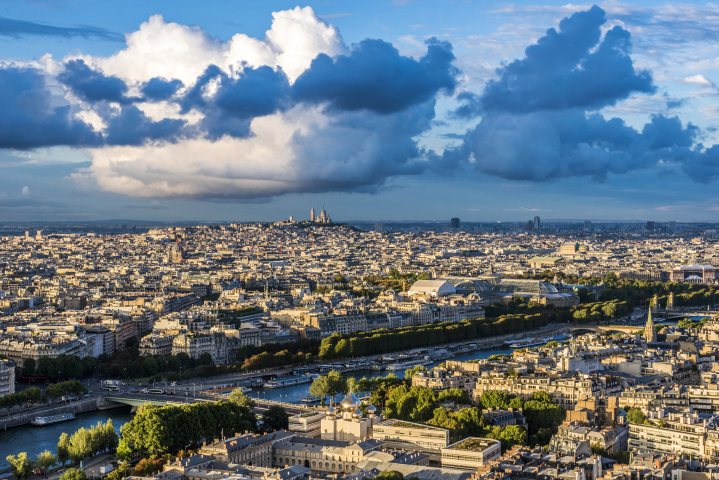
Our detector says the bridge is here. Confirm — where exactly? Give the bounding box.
[568,325,644,335]
[105,393,315,415]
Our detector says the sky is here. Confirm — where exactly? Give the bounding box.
[3,0,719,223]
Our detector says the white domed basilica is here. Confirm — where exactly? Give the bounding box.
[320,389,380,442]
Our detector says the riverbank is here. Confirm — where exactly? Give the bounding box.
[0,406,133,472]
[0,395,124,430]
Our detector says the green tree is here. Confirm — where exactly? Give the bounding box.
[334,339,350,357]
[35,450,57,474]
[437,389,471,405]
[143,356,159,376]
[120,401,256,455]
[263,405,289,431]
[6,453,34,480]
[21,358,36,378]
[385,385,437,422]
[523,392,566,432]
[57,432,70,465]
[479,391,513,410]
[228,388,256,409]
[309,370,346,400]
[198,352,213,366]
[627,408,647,425]
[404,365,427,381]
[68,427,92,464]
[488,425,527,452]
[116,438,133,463]
[59,468,88,480]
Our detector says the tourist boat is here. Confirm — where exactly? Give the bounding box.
[31,413,75,426]
[431,348,455,360]
[242,387,252,393]
[264,374,313,389]
[509,338,545,349]
[250,379,266,387]
[385,357,433,372]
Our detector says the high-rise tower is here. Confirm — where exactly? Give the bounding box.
[311,206,315,222]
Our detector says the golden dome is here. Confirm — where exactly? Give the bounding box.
[340,390,361,411]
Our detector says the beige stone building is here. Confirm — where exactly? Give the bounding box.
[199,431,293,467]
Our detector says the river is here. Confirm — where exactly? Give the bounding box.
[0,318,681,468]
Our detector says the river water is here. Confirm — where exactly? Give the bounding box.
[0,318,682,468]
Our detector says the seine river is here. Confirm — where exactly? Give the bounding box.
[0,347,513,467]
[0,317,685,468]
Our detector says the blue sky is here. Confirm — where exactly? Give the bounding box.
[2,0,719,222]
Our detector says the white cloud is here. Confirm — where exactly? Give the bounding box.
[21,186,30,196]
[57,6,434,201]
[70,7,347,87]
[684,74,715,87]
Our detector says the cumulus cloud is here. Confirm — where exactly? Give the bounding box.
[0,66,100,150]
[58,59,137,104]
[443,5,705,183]
[293,38,457,114]
[81,102,433,199]
[83,7,347,86]
[0,7,458,199]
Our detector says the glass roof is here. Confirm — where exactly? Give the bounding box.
[441,276,558,295]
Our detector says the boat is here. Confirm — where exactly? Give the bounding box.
[31,413,75,426]
[431,348,455,360]
[250,379,265,387]
[301,395,323,404]
[385,358,433,372]
[264,375,313,389]
[509,338,545,349]
[242,387,252,393]
[548,334,571,342]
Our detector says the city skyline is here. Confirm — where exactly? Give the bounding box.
[4,1,719,221]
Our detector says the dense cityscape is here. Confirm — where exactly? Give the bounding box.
[1,215,719,480]
[6,0,719,480]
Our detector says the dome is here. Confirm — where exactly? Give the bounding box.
[366,403,377,414]
[352,408,363,419]
[325,405,336,416]
[340,390,361,411]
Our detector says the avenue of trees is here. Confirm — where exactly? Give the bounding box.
[316,297,631,360]
[0,386,43,409]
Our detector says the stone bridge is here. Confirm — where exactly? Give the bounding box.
[568,325,643,335]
